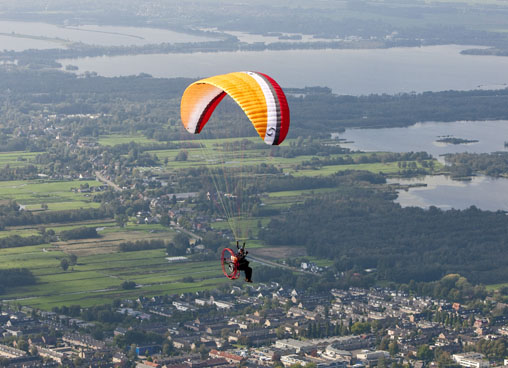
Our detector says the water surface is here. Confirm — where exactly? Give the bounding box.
[58,45,508,95]
[340,120,508,161]
[388,175,508,211]
[0,20,215,50]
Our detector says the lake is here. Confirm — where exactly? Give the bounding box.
[339,120,508,161]
[388,175,508,212]
[341,120,508,211]
[58,45,508,95]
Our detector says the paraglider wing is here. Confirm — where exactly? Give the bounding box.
[180,71,290,145]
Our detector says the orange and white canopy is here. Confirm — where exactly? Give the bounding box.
[180,71,290,145]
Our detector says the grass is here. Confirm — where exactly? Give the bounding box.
[211,217,270,240]
[0,151,39,168]
[0,134,441,308]
[0,179,103,212]
[266,188,341,197]
[289,162,403,177]
[485,282,508,291]
[98,134,158,146]
[0,245,226,310]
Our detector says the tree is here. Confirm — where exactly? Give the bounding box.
[416,345,433,362]
[17,339,29,352]
[162,342,174,356]
[116,214,128,228]
[435,350,455,368]
[60,258,69,271]
[121,281,137,290]
[389,341,399,356]
[351,321,371,334]
[379,337,390,350]
[175,150,188,161]
[160,214,170,227]
[69,254,78,266]
[128,344,137,361]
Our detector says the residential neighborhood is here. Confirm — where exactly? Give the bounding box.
[1,285,507,367]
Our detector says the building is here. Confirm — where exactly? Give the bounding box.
[209,349,244,364]
[281,354,309,367]
[452,353,490,368]
[0,343,26,358]
[356,350,390,366]
[275,339,315,353]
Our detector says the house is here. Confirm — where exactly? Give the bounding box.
[0,343,26,358]
[209,349,245,364]
[230,328,276,346]
[114,327,129,336]
[62,333,106,350]
[213,300,235,310]
[33,345,66,364]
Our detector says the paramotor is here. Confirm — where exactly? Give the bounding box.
[221,247,240,280]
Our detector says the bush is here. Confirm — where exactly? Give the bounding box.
[121,281,136,290]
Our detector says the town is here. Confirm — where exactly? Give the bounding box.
[1,284,507,367]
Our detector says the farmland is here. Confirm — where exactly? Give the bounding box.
[0,243,226,310]
[0,135,439,310]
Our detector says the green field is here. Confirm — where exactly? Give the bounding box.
[0,179,103,211]
[0,151,39,168]
[0,245,226,309]
[486,282,508,291]
[211,217,271,240]
[98,134,159,146]
[0,135,443,309]
[289,162,403,177]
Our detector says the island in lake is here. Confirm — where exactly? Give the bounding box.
[436,136,479,145]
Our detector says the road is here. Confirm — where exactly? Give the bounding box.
[95,171,122,192]
[248,254,316,275]
[176,225,316,276]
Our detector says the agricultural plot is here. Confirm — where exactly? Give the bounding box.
[289,162,403,177]
[486,282,508,291]
[1,245,226,310]
[0,135,435,310]
[0,151,39,168]
[54,227,174,256]
[249,246,307,260]
[211,217,270,240]
[0,208,197,309]
[145,138,429,179]
[98,134,159,146]
[0,179,103,211]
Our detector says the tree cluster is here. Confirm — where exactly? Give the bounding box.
[59,226,99,241]
[0,268,36,290]
[119,239,167,252]
[260,189,508,285]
